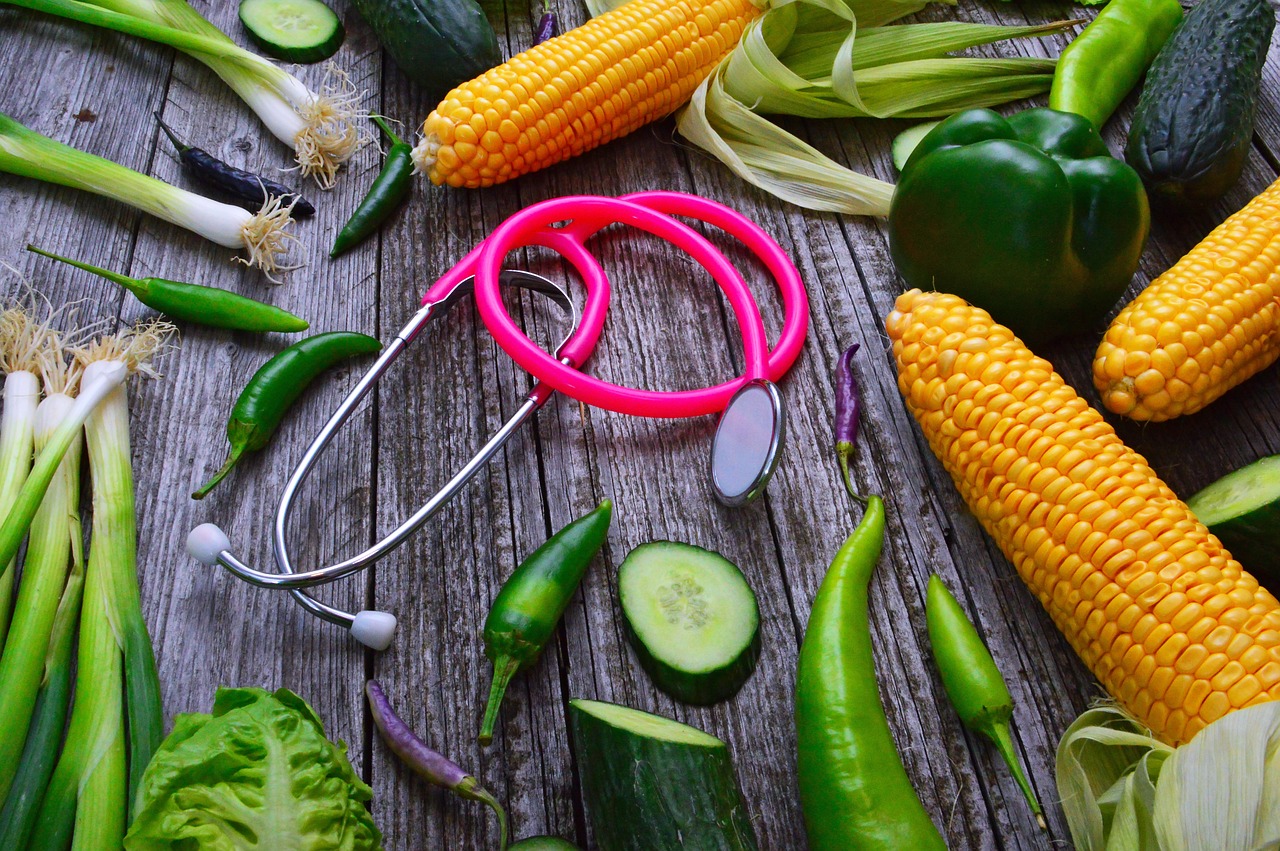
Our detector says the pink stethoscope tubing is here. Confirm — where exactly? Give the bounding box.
[422,191,809,419]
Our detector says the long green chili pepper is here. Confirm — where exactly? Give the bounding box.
[27,245,309,333]
[193,331,382,499]
[1048,0,1183,129]
[925,575,1044,829]
[330,116,413,258]
[479,499,613,745]
[795,496,946,850]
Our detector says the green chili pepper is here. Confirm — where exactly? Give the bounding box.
[925,574,1044,829]
[26,245,308,333]
[795,496,946,850]
[193,331,382,499]
[330,116,414,258]
[479,500,612,745]
[1048,0,1183,130]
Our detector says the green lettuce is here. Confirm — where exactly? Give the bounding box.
[124,687,382,850]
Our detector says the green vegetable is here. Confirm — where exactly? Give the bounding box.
[1125,0,1276,206]
[925,575,1043,828]
[888,107,1150,344]
[617,541,760,705]
[480,500,612,744]
[1186,454,1280,587]
[349,0,500,102]
[331,117,414,258]
[569,698,759,851]
[0,309,43,649]
[27,245,309,333]
[890,122,938,173]
[193,331,383,498]
[795,496,945,850]
[238,0,344,63]
[1048,0,1183,130]
[508,838,582,850]
[124,687,382,850]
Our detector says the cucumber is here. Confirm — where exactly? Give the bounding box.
[618,542,760,705]
[1187,454,1280,587]
[349,0,501,102]
[569,699,759,851]
[238,0,344,63]
[1124,0,1275,205]
[891,121,940,173]
[508,839,581,850]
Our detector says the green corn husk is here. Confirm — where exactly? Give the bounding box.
[588,0,1071,215]
[1056,702,1280,851]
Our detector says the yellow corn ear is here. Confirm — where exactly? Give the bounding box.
[1093,177,1280,421]
[887,289,1280,746]
[413,0,760,188]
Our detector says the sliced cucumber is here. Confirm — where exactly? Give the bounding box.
[569,699,759,851]
[892,121,940,173]
[618,542,760,705]
[1187,454,1280,586]
[239,0,344,63]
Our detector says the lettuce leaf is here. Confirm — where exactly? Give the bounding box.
[124,687,382,850]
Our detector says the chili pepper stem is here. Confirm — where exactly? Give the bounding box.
[370,115,405,148]
[986,720,1044,828]
[835,444,865,504]
[152,112,190,155]
[26,245,148,299]
[479,656,522,746]
[458,779,509,850]
[192,447,244,500]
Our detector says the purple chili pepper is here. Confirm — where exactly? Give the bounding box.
[533,7,558,45]
[834,343,863,502]
[366,680,510,848]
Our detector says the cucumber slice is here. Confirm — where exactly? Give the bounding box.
[569,699,759,851]
[618,542,760,705]
[892,121,940,172]
[1187,454,1280,586]
[239,0,344,63]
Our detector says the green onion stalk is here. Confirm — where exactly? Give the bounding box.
[0,309,46,646]
[0,348,83,805]
[27,322,173,850]
[5,0,365,187]
[0,110,299,274]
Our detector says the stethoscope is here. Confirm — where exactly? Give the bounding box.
[187,191,809,650]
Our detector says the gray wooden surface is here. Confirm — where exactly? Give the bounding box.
[1,0,1278,847]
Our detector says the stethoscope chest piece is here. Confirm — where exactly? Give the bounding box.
[709,379,786,507]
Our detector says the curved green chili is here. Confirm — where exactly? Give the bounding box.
[479,499,612,745]
[27,245,308,333]
[1048,0,1183,130]
[795,496,946,850]
[330,116,414,258]
[193,331,382,499]
[925,575,1044,828]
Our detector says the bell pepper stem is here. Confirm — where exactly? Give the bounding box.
[478,656,521,746]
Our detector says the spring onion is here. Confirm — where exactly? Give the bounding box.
[28,322,173,850]
[6,0,364,186]
[0,110,299,273]
[0,348,83,804]
[584,0,1072,215]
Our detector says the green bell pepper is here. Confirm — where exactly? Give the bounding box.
[887,108,1150,344]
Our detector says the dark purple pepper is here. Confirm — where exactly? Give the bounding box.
[834,343,863,501]
[366,680,509,848]
[534,10,558,45]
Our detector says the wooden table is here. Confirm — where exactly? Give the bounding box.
[2,0,1278,846]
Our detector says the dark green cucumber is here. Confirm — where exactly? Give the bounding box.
[1187,454,1280,588]
[1124,0,1275,205]
[507,838,582,850]
[238,0,344,63]
[349,0,501,102]
[618,542,760,705]
[569,699,759,851]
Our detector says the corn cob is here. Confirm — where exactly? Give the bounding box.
[1093,176,1280,421]
[887,289,1280,746]
[413,0,760,188]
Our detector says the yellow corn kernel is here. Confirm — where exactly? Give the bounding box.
[1094,177,1280,421]
[887,289,1280,746]
[413,0,760,188]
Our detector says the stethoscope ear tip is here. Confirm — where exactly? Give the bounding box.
[187,523,232,566]
[350,610,398,651]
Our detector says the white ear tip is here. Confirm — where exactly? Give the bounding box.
[350,610,397,650]
[187,523,231,566]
